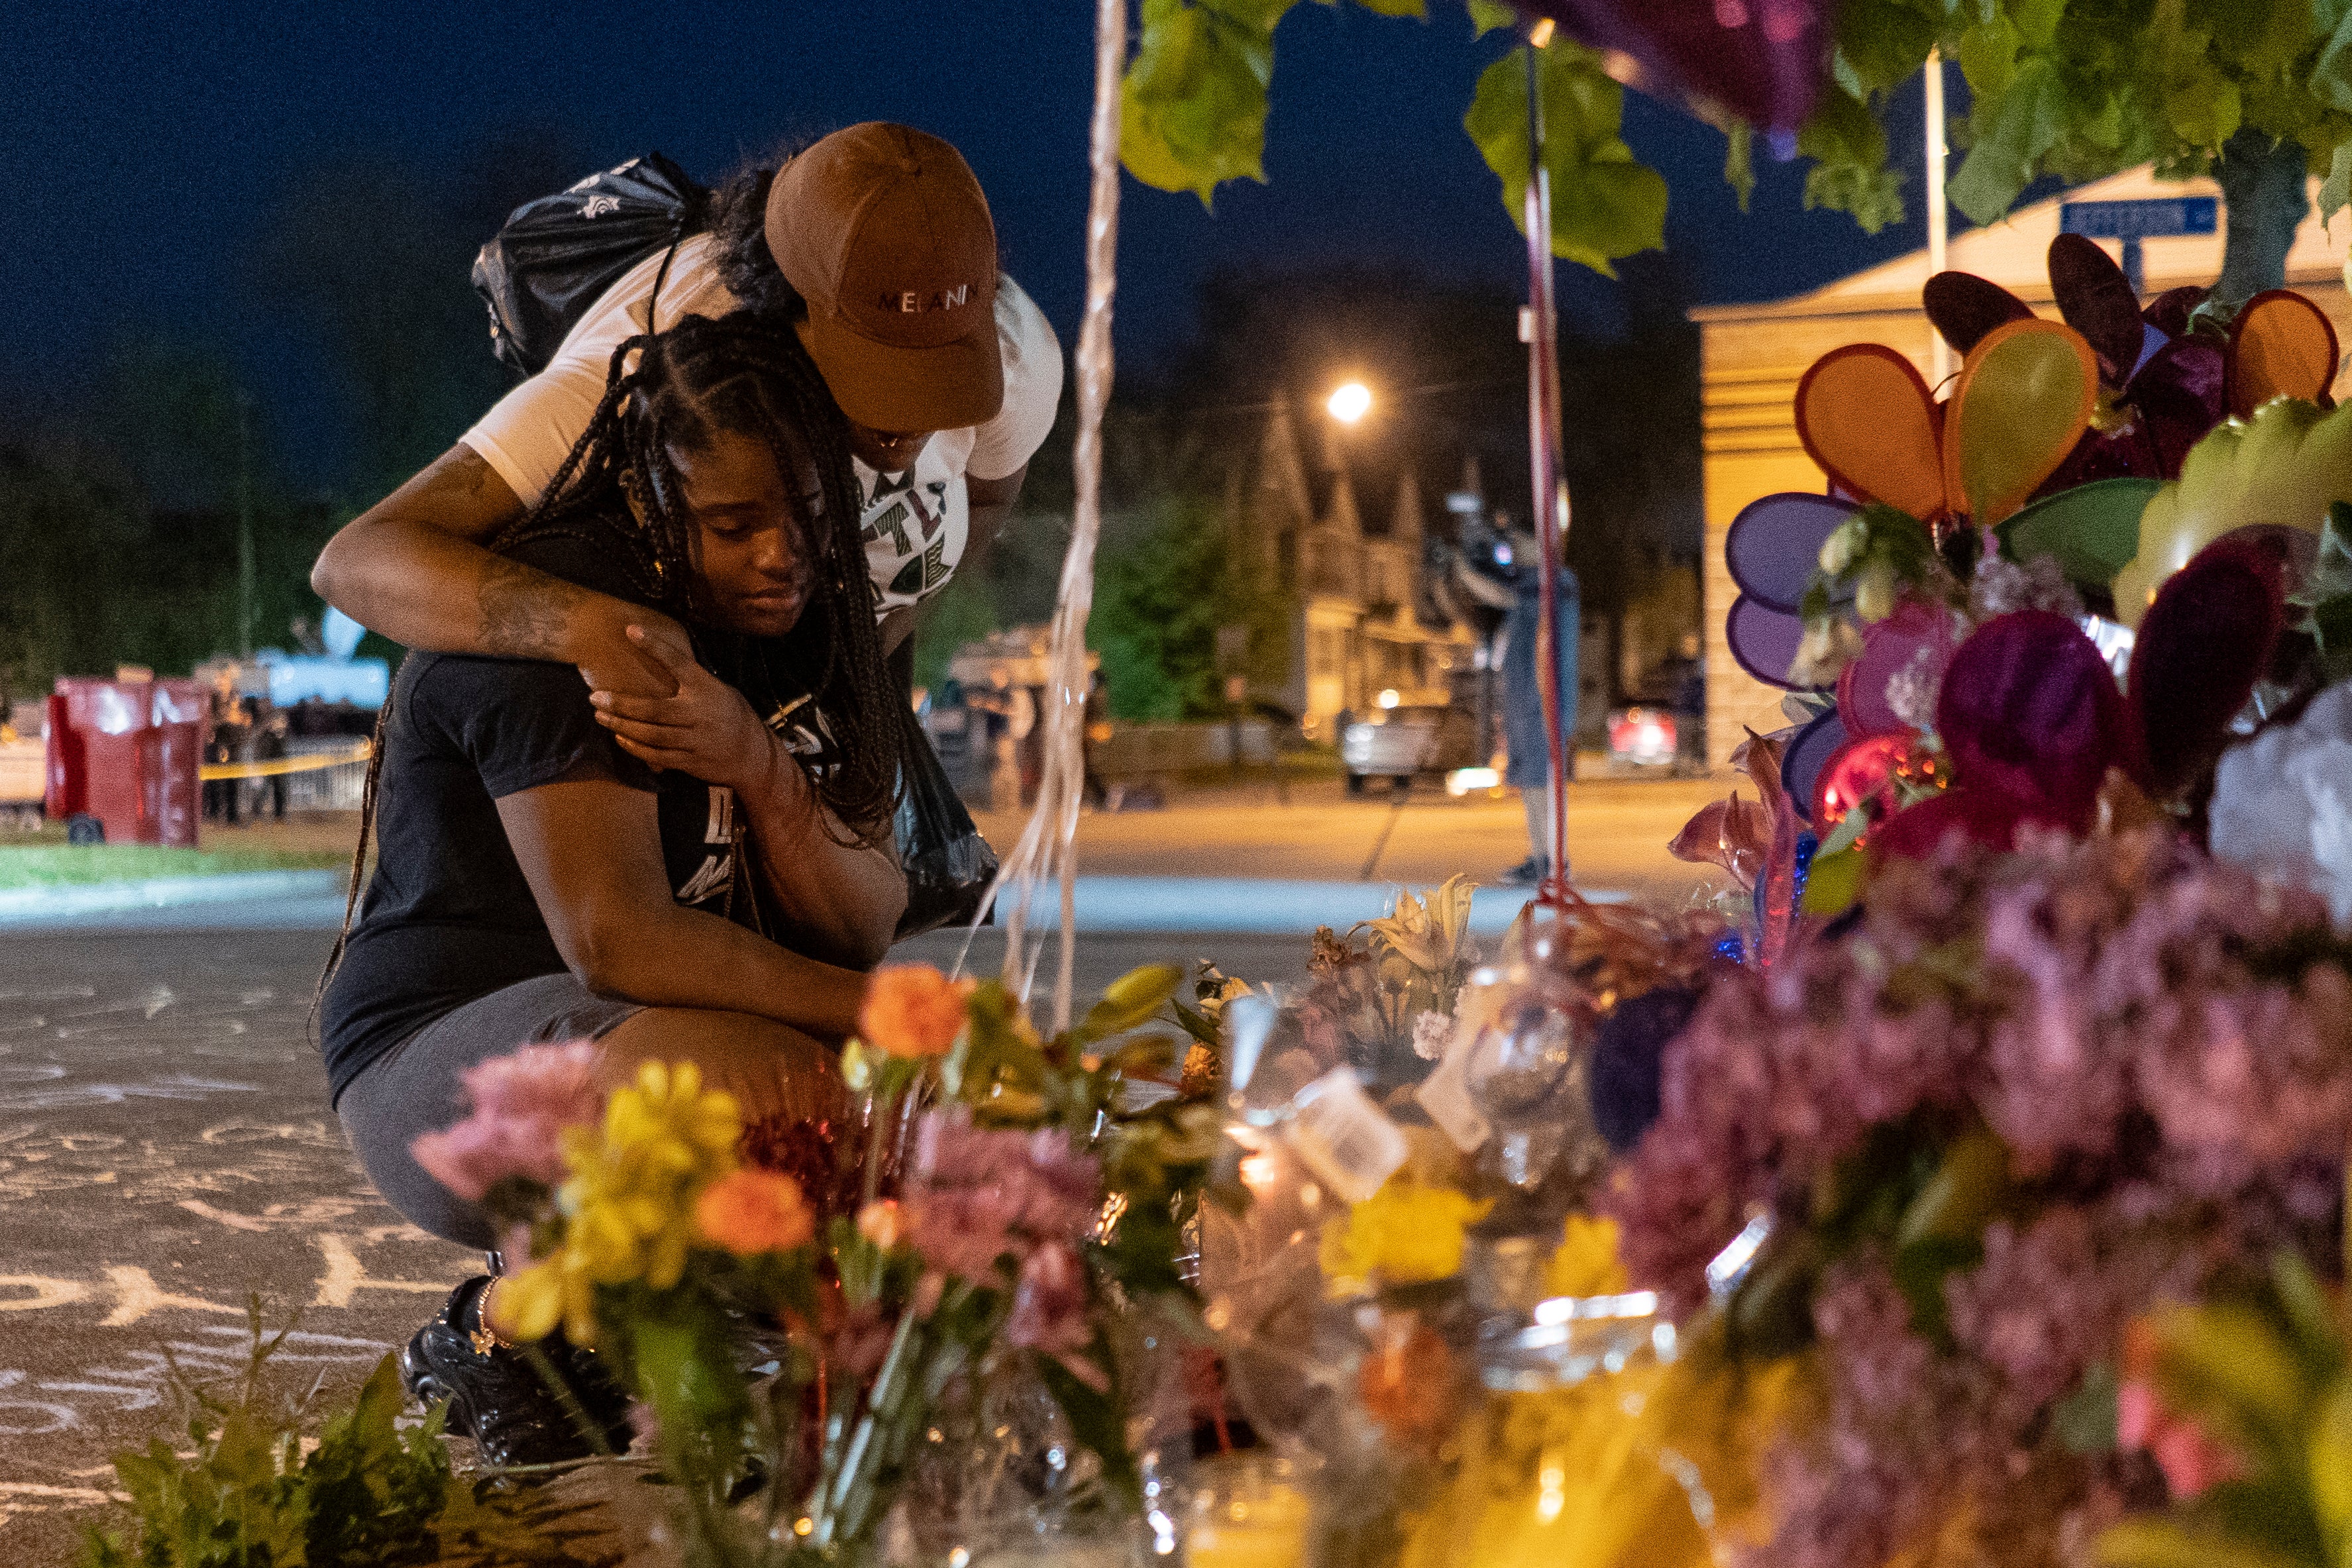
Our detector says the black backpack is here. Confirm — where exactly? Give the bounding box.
[470,152,707,378]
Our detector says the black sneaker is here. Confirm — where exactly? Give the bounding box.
[1499,855,1549,888]
[400,1275,634,1467]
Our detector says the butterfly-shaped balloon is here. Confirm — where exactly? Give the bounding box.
[1723,315,2100,692]
[1797,317,2099,531]
[1925,237,2337,495]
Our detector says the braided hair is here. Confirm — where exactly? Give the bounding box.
[500,310,912,845]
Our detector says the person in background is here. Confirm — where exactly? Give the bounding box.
[251,700,290,820]
[1081,669,1111,809]
[1499,530,1579,888]
[204,667,248,826]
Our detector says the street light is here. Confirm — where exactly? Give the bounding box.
[1326,380,1372,424]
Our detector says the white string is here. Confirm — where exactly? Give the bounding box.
[957,0,1125,1033]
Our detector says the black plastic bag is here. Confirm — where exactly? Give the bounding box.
[470,152,706,379]
[893,725,998,941]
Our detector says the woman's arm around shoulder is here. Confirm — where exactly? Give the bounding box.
[309,444,678,698]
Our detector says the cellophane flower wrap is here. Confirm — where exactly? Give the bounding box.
[406,961,1222,1565]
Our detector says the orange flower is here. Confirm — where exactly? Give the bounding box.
[694,1169,816,1255]
[859,965,976,1059]
[1356,1315,1456,1449]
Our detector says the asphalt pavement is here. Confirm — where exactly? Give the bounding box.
[0,774,1725,1560]
[0,922,1312,1563]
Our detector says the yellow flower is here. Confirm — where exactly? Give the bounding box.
[1320,1173,1493,1290]
[1362,875,1476,979]
[490,1256,598,1349]
[499,1059,746,1342]
[1542,1213,1629,1299]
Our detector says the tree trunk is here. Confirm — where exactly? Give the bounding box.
[2214,127,2309,305]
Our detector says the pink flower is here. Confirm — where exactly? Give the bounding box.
[408,1041,601,1204]
[1005,1241,1106,1390]
[901,1112,1102,1286]
[460,1039,603,1124]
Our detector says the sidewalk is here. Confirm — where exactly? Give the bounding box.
[0,777,1727,932]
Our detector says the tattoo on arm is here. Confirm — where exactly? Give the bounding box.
[477,554,588,659]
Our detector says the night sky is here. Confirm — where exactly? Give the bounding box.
[4,1,1952,486]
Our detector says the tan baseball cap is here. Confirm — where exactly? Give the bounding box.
[767,123,1004,434]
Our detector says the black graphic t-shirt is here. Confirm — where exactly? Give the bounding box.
[319,526,783,1108]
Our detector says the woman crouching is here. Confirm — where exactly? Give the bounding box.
[319,311,911,1463]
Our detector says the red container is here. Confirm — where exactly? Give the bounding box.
[42,692,83,820]
[149,680,204,849]
[47,676,205,846]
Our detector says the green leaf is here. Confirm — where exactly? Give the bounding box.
[1341,0,1426,15]
[1037,1340,1143,1506]
[2096,1518,2306,1568]
[1802,843,1868,915]
[2321,140,2352,222]
[2314,5,2352,117]
[1797,85,1906,232]
[1121,0,1281,205]
[1890,1232,1982,1345]
[2055,1361,2121,1453]
[1463,44,1668,274]
[1893,1125,2010,1249]
[1833,0,1937,97]
[1956,14,2021,101]
[1997,477,2164,590]
[2011,0,2066,50]
[1079,963,1187,1041]
[1724,119,1755,211]
[2308,1377,2352,1544]
[1466,0,1515,36]
[2165,70,2244,152]
[1951,55,2067,225]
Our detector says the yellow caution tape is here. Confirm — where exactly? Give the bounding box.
[199,740,372,782]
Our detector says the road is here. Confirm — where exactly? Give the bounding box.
[0,774,1727,1560]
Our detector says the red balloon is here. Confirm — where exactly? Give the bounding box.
[1813,731,1921,840]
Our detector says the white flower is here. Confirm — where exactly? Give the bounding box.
[1819,520,1864,576]
[1411,1009,1456,1062]
[2212,681,2352,926]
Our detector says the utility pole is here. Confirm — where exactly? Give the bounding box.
[1523,23,1570,901]
[236,391,254,660]
[1926,50,1951,388]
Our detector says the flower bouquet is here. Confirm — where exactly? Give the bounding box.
[409,961,1222,1565]
[1604,824,2352,1567]
[1193,876,1736,1568]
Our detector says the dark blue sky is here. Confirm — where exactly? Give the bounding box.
[3,1,1947,480]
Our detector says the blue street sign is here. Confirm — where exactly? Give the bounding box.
[2056,197,2218,295]
[2058,197,2219,239]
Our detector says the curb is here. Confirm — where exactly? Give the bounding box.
[0,869,345,925]
[0,872,1625,936]
[1044,877,1627,935]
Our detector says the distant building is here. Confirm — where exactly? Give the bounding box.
[1228,403,1475,740]
[1694,166,2352,772]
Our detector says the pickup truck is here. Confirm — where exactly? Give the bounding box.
[1339,702,1481,796]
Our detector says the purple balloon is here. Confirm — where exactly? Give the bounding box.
[1725,493,1854,612]
[1726,594,1821,691]
[1517,0,1831,136]
[1780,709,1846,825]
[1839,600,1956,737]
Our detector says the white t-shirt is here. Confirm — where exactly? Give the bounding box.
[462,231,1063,617]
